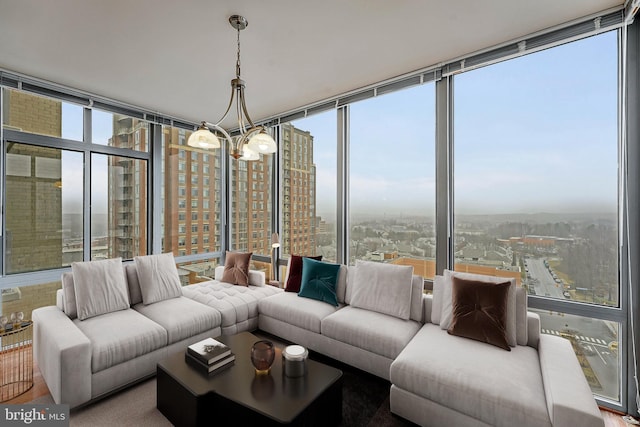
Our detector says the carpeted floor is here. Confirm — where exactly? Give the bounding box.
[32,333,416,426]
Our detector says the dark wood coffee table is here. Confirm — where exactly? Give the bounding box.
[157,331,343,427]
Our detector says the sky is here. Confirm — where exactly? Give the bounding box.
[58,31,619,220]
[298,31,618,218]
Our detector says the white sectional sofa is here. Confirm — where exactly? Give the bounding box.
[257,262,604,427]
[33,256,281,409]
[32,254,604,427]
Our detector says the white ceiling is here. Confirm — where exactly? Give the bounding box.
[0,0,623,128]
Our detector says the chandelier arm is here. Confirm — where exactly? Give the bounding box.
[202,122,233,147]
[239,85,257,129]
[236,87,247,134]
[214,87,236,127]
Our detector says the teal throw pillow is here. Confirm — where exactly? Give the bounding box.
[298,258,341,307]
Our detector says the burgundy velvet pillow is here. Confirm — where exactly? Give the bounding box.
[447,277,511,351]
[284,255,322,293]
[221,251,252,286]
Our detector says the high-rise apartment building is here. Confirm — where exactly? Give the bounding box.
[162,128,221,258]
[3,90,63,273]
[109,115,149,260]
[231,155,272,256]
[281,123,316,256]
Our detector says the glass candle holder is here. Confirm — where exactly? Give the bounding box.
[12,312,23,329]
[251,340,275,375]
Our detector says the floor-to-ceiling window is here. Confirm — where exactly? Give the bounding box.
[161,125,223,284]
[453,31,621,401]
[280,111,338,269]
[349,84,436,279]
[0,89,152,319]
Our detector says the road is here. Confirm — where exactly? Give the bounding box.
[525,258,563,298]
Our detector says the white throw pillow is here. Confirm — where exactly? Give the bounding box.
[72,257,130,321]
[440,270,517,347]
[350,260,414,320]
[135,253,182,305]
[61,272,78,319]
[430,275,444,325]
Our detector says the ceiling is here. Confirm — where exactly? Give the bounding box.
[0,0,624,128]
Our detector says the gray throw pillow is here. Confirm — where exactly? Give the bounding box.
[72,257,130,321]
[135,253,182,305]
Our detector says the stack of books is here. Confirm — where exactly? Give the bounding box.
[185,337,235,374]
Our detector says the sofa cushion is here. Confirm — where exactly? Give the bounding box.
[322,306,421,359]
[350,261,414,320]
[221,251,252,286]
[72,257,130,321]
[447,277,511,351]
[441,270,517,347]
[259,291,341,334]
[124,263,143,306]
[133,296,221,344]
[284,255,323,293]
[135,253,182,305]
[74,308,167,373]
[61,272,77,319]
[182,280,281,329]
[390,324,551,427]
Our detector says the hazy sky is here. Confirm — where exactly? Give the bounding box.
[58,31,618,219]
[298,30,618,218]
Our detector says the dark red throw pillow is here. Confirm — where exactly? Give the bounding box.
[284,255,322,293]
[447,277,511,351]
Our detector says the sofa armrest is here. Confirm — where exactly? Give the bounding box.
[214,265,266,286]
[539,334,604,427]
[422,294,433,324]
[32,306,92,408]
[527,311,541,349]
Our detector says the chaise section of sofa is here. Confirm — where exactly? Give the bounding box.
[389,271,604,427]
[182,266,282,335]
[33,255,222,408]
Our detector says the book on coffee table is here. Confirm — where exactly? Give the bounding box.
[187,337,231,365]
[185,352,235,374]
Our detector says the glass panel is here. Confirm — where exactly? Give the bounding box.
[453,33,618,306]
[91,153,147,260]
[230,154,273,257]
[2,89,83,141]
[5,143,83,273]
[283,111,337,263]
[532,309,620,401]
[91,109,149,151]
[161,127,222,260]
[1,281,61,325]
[349,84,436,278]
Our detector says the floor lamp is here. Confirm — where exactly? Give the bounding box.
[270,233,280,286]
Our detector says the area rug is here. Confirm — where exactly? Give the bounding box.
[31,355,414,427]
